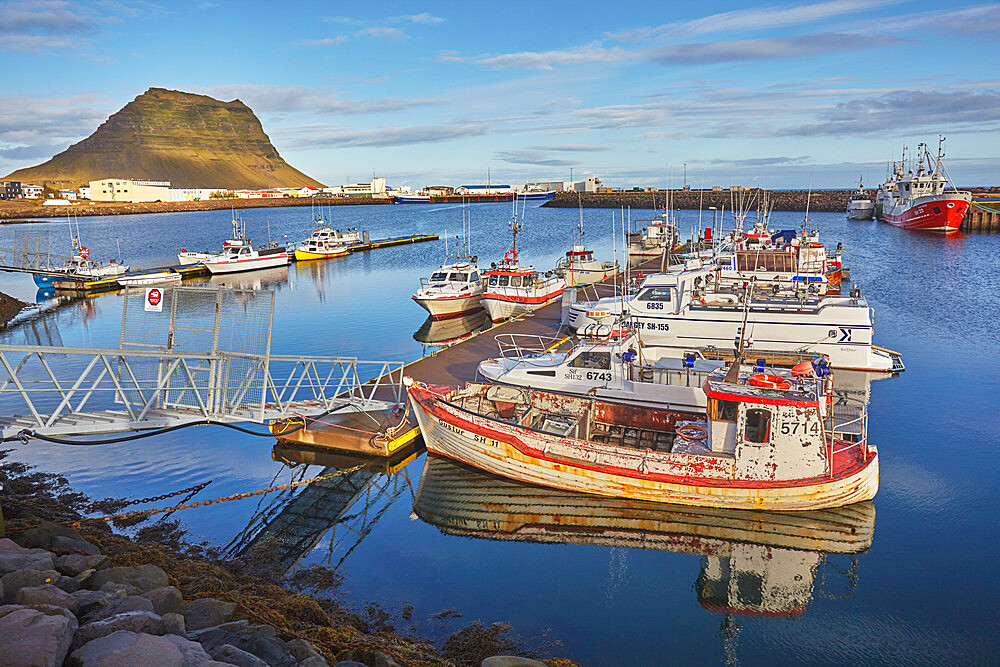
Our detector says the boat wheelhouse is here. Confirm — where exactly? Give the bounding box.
[407,361,878,510]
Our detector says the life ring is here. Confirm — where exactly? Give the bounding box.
[504,250,517,263]
[748,374,792,390]
[78,246,89,259]
[694,296,707,305]
[677,424,708,440]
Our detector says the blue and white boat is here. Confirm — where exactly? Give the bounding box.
[393,194,431,204]
[515,190,556,201]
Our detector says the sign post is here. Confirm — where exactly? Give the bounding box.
[145,287,163,312]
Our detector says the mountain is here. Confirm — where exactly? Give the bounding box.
[4,87,323,189]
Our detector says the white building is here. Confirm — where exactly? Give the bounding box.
[323,177,386,197]
[90,178,171,202]
[58,189,77,200]
[78,186,90,199]
[522,176,602,193]
[169,188,226,202]
[22,184,43,199]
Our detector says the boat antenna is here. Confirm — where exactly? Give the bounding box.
[725,276,756,383]
[115,236,122,262]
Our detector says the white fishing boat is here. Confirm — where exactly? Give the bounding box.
[627,213,677,268]
[201,215,289,275]
[846,177,875,220]
[568,262,901,372]
[176,251,214,266]
[481,201,565,322]
[34,215,129,286]
[479,329,722,412]
[554,218,616,287]
[406,358,879,510]
[117,270,181,287]
[412,259,484,320]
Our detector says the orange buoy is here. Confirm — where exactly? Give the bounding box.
[791,361,814,377]
[748,374,792,390]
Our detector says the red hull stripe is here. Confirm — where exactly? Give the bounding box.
[413,387,873,489]
[482,288,564,305]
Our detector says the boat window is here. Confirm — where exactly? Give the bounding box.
[569,351,611,369]
[470,272,479,282]
[714,400,738,422]
[744,408,771,443]
[638,287,672,302]
[452,273,469,282]
[510,275,522,287]
[431,272,448,281]
[488,274,498,286]
[498,275,509,287]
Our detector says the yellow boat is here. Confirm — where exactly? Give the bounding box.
[293,226,357,261]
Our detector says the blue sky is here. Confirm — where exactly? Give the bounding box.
[1,0,998,189]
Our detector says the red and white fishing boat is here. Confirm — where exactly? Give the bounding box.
[481,205,564,322]
[875,137,971,232]
[201,215,289,275]
[406,361,878,511]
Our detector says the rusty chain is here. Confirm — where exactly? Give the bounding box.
[74,463,368,528]
[109,480,215,510]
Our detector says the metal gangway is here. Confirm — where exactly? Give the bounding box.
[0,230,76,276]
[0,286,405,439]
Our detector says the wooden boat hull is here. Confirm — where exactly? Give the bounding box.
[408,386,879,511]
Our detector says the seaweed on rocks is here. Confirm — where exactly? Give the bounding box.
[0,451,579,666]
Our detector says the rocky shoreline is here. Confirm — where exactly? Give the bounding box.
[0,198,390,222]
[0,291,26,329]
[0,453,575,667]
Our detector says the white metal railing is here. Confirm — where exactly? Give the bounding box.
[492,333,567,367]
[0,343,404,437]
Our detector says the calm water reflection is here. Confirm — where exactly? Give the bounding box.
[2,203,999,663]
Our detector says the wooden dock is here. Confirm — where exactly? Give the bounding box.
[963,195,1000,233]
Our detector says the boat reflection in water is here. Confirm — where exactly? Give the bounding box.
[414,455,874,618]
[225,445,419,575]
[413,311,492,349]
[206,264,290,291]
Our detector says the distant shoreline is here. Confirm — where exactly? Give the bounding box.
[0,196,391,221]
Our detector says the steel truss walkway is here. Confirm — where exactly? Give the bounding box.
[0,286,404,438]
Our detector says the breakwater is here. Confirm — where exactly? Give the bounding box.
[542,188,1000,220]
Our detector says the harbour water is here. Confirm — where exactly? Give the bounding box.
[2,203,999,664]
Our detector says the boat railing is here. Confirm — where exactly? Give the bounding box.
[493,333,566,366]
[630,363,712,388]
[825,397,870,474]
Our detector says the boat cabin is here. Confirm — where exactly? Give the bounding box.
[427,263,480,286]
[485,267,541,289]
[701,370,828,480]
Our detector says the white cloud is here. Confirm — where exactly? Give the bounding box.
[195,84,440,116]
[289,124,490,149]
[476,44,630,70]
[358,26,407,40]
[649,33,896,65]
[612,0,901,41]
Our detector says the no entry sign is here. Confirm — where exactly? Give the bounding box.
[145,287,163,312]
